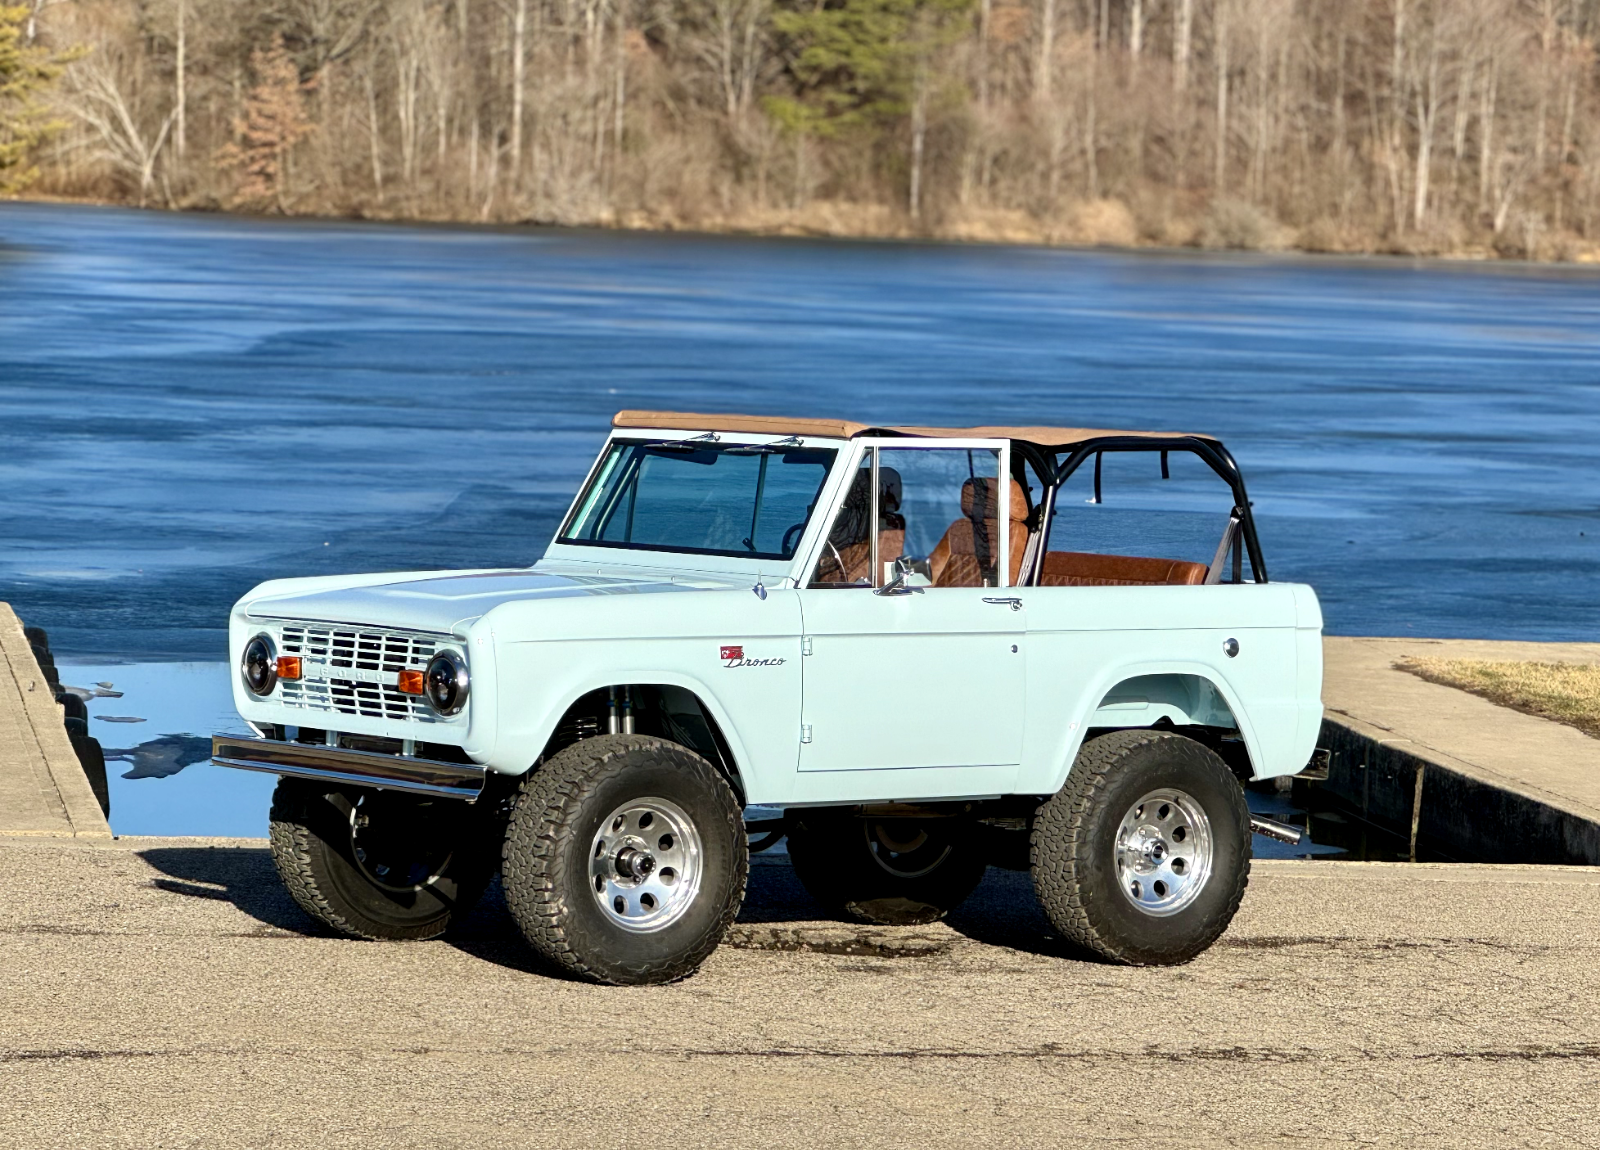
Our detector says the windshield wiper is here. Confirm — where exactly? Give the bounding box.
[726,435,804,454]
[643,431,722,452]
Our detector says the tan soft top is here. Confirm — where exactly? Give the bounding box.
[612,410,1215,449]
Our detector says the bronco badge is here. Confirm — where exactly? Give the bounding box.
[720,645,785,669]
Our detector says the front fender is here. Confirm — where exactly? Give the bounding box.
[482,662,762,788]
[476,589,805,802]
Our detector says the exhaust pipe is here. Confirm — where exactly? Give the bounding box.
[1250,815,1303,845]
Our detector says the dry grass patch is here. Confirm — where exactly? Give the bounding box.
[1398,658,1600,740]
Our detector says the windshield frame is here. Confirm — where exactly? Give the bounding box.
[553,433,843,564]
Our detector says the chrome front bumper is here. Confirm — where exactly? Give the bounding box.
[210,735,485,800]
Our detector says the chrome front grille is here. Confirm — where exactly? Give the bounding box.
[274,623,455,724]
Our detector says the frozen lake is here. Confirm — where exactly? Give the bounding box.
[3,203,1598,837]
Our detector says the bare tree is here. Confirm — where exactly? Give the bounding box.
[1213,0,1230,192]
[508,0,525,181]
[1172,0,1191,91]
[24,0,1600,257]
[683,0,770,120]
[58,38,175,205]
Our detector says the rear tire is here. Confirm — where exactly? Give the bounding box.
[787,810,988,925]
[268,779,497,941]
[1032,729,1250,965]
[501,734,747,986]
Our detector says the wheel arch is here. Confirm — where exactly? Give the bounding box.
[516,676,751,805]
[1034,663,1264,795]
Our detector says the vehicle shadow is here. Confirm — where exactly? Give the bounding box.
[134,846,1075,968]
[736,852,1071,958]
[134,845,533,953]
[942,867,1073,957]
[441,856,848,975]
[136,846,312,933]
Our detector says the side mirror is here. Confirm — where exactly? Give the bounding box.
[874,556,929,596]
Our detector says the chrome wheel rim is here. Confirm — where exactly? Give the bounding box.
[1114,789,1213,917]
[590,797,703,933]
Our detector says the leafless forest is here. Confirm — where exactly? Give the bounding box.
[21,0,1600,257]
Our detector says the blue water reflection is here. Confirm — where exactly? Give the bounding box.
[58,660,271,837]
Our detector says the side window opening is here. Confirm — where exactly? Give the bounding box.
[810,445,1018,589]
[1041,449,1255,587]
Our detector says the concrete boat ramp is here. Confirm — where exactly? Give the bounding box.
[0,616,1597,1144]
[0,606,109,841]
[1322,637,1600,864]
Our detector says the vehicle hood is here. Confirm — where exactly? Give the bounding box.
[243,568,720,635]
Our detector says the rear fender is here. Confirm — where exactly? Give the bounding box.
[1028,662,1264,795]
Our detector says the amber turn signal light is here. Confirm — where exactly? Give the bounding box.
[397,669,426,696]
[275,656,303,681]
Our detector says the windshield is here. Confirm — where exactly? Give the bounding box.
[560,440,839,560]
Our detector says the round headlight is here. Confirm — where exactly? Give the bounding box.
[241,633,278,697]
[424,650,469,716]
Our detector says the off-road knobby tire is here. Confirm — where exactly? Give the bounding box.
[501,734,747,986]
[787,810,988,925]
[268,779,497,941]
[1032,729,1251,965]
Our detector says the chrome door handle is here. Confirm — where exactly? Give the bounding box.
[982,597,1023,612]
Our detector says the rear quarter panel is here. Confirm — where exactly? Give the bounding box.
[1016,582,1320,793]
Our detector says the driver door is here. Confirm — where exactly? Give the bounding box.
[797,440,1025,773]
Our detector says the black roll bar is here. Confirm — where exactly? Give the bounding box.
[1049,435,1269,584]
[857,427,1268,585]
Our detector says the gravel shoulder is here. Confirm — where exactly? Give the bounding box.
[1,837,1597,1148]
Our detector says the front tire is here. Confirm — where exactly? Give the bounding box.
[501,734,747,986]
[269,780,498,941]
[1032,729,1251,965]
[787,810,988,925]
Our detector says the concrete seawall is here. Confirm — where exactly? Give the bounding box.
[0,604,110,838]
[1320,637,1600,865]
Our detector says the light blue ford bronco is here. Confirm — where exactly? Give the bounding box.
[213,411,1323,984]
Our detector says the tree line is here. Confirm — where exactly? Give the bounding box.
[7,0,1600,258]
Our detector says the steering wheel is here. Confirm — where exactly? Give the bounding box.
[823,540,847,579]
[780,521,807,555]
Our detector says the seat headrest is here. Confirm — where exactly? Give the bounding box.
[836,466,906,532]
[961,477,1029,522]
[879,467,903,514]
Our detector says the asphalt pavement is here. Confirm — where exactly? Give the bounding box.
[0,838,1596,1148]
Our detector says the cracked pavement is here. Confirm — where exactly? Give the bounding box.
[0,839,1596,1147]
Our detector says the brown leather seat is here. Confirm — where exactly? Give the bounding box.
[930,478,1030,587]
[1039,551,1208,587]
[829,530,904,584]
